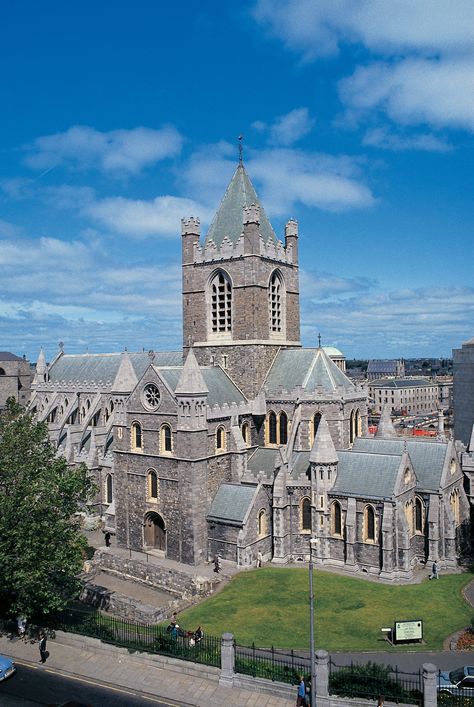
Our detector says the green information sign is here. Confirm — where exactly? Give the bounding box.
[394,619,423,643]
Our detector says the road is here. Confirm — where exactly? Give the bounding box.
[0,660,185,707]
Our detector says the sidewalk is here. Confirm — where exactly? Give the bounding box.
[0,631,295,707]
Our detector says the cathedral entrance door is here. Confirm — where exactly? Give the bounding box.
[144,512,166,551]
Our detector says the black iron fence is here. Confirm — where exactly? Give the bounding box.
[23,607,221,668]
[235,641,309,685]
[329,659,423,705]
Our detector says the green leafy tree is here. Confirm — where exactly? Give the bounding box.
[0,398,95,618]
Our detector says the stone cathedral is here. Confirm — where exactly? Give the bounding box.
[30,161,469,581]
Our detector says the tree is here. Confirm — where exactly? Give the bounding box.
[0,398,95,618]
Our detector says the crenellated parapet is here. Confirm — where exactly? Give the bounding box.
[192,230,294,264]
[207,399,251,420]
[181,216,201,236]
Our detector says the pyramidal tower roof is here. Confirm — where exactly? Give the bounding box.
[309,414,339,465]
[376,405,398,438]
[205,162,277,247]
[175,348,209,395]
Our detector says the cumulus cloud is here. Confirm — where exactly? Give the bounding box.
[252,108,315,146]
[339,58,474,132]
[362,126,451,152]
[253,1,474,139]
[24,125,184,175]
[85,195,213,238]
[253,0,474,60]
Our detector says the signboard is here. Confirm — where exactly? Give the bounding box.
[394,620,423,643]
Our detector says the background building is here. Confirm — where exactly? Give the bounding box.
[453,337,474,447]
[0,352,32,409]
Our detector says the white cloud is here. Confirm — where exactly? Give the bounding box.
[248,148,375,214]
[253,108,315,146]
[253,0,474,60]
[362,126,451,152]
[24,125,183,176]
[85,195,213,238]
[253,1,474,138]
[339,58,474,132]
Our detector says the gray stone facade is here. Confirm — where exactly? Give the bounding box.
[30,161,470,581]
[0,351,32,409]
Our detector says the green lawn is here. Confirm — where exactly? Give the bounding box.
[178,568,473,652]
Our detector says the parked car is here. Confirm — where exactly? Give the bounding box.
[438,666,474,696]
[0,654,16,681]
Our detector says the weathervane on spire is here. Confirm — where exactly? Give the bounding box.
[318,333,322,348]
[238,134,244,164]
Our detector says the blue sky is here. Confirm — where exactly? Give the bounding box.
[1,0,473,362]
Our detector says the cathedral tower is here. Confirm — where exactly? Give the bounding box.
[182,162,301,398]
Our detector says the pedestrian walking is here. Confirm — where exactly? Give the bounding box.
[377,696,385,707]
[257,550,263,568]
[38,631,48,663]
[104,531,111,547]
[429,560,439,579]
[214,554,221,573]
[296,675,306,706]
[17,616,26,639]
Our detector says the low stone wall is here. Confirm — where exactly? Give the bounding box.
[92,550,219,599]
[79,581,169,623]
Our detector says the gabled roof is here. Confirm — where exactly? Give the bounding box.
[247,447,280,480]
[48,351,182,385]
[352,437,448,491]
[207,483,257,525]
[205,163,277,247]
[265,348,356,396]
[370,378,432,389]
[158,365,246,407]
[332,450,403,499]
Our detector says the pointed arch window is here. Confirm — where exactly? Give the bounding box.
[131,421,142,451]
[258,509,267,537]
[269,270,284,334]
[279,412,288,445]
[216,425,226,452]
[415,497,423,533]
[147,469,158,501]
[332,501,342,536]
[160,424,172,454]
[350,410,355,444]
[268,411,277,444]
[450,489,460,525]
[210,270,232,334]
[311,413,322,445]
[301,497,312,532]
[105,474,113,504]
[241,421,250,446]
[364,505,376,542]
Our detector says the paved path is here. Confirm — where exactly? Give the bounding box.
[0,632,294,707]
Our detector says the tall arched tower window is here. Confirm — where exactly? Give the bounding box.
[415,497,423,533]
[279,412,288,445]
[209,270,232,336]
[105,474,113,504]
[332,501,342,536]
[364,505,376,542]
[301,497,312,532]
[268,411,277,444]
[269,270,285,335]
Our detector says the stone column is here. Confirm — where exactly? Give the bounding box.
[315,649,329,697]
[219,632,235,687]
[423,662,438,707]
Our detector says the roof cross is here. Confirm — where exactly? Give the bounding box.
[238,134,243,164]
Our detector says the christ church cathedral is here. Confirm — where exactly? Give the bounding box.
[30,160,470,581]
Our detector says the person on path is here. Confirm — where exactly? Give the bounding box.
[214,554,220,573]
[104,531,111,547]
[377,696,385,707]
[17,616,26,639]
[257,550,263,568]
[194,625,203,643]
[296,675,306,706]
[429,560,440,579]
[38,632,48,663]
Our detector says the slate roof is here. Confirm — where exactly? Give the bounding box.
[265,348,356,396]
[48,352,182,385]
[332,450,402,499]
[205,163,277,247]
[367,360,400,374]
[370,378,432,388]
[247,447,280,479]
[0,352,23,361]
[207,483,256,525]
[158,366,246,406]
[352,437,448,491]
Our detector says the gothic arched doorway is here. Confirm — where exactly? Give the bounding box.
[144,512,166,551]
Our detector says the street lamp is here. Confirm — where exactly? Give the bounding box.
[309,537,317,707]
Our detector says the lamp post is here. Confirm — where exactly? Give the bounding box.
[309,537,317,707]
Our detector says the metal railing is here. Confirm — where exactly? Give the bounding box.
[39,607,221,668]
[329,659,423,705]
[235,641,309,685]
